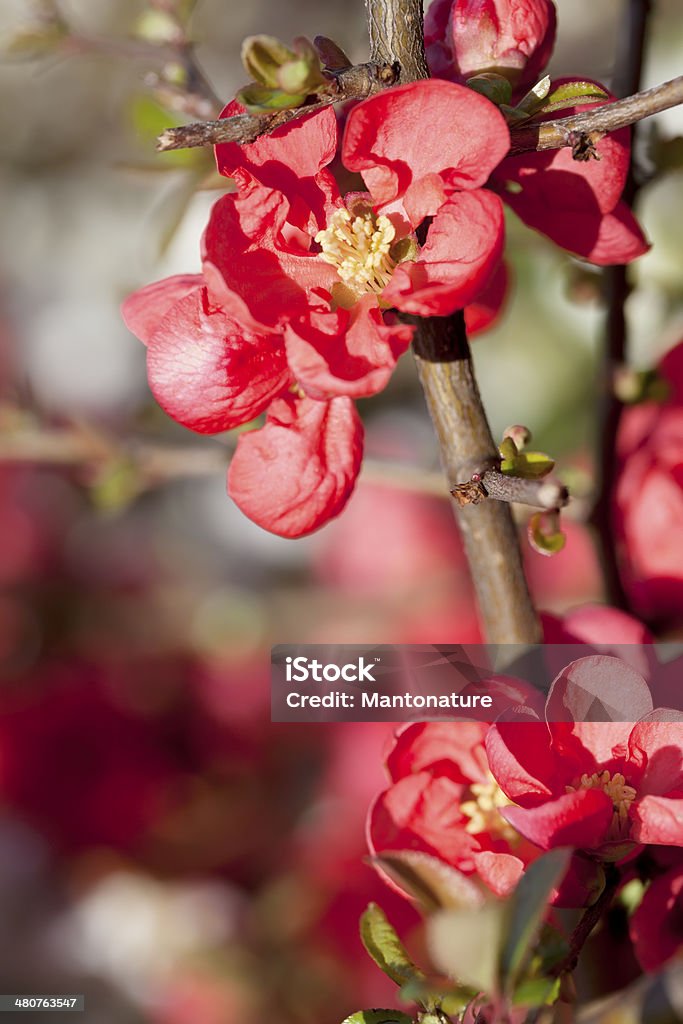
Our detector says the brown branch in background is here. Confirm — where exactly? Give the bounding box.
[156,61,397,150]
[589,0,653,611]
[507,74,683,155]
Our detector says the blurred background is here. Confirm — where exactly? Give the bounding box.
[0,1,682,1021]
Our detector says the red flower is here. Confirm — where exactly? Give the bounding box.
[614,340,683,625]
[368,682,545,899]
[630,857,683,971]
[425,0,557,92]
[492,81,648,265]
[486,656,683,860]
[124,81,510,536]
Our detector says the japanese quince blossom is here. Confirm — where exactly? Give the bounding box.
[427,1,648,265]
[368,676,546,901]
[486,657,683,862]
[123,81,509,537]
[425,0,556,92]
[614,340,683,625]
[369,657,683,912]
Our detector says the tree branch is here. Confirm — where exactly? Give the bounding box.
[508,74,682,155]
[589,0,653,611]
[412,313,542,644]
[155,68,683,154]
[451,470,569,511]
[156,61,397,150]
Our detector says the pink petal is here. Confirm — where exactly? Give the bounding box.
[472,850,525,897]
[386,721,490,783]
[383,190,505,315]
[485,721,556,805]
[343,80,510,224]
[122,274,203,346]
[146,288,289,433]
[464,260,509,336]
[631,795,683,846]
[545,655,653,725]
[629,718,683,796]
[228,393,363,537]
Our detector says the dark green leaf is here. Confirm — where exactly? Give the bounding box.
[360,904,425,988]
[499,849,572,990]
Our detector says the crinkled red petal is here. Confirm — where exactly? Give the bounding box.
[501,788,613,850]
[121,274,203,346]
[343,80,510,225]
[228,393,363,537]
[384,190,505,315]
[284,293,413,399]
[147,287,290,433]
[630,795,683,846]
[464,260,509,336]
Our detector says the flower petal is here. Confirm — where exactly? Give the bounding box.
[501,788,613,850]
[629,718,683,796]
[383,190,505,315]
[147,288,289,433]
[202,185,337,327]
[486,721,556,805]
[215,100,338,181]
[631,795,683,846]
[343,80,510,224]
[284,294,413,399]
[228,393,363,537]
[122,274,203,346]
[386,721,490,783]
[545,655,653,725]
[465,261,509,336]
[472,850,525,897]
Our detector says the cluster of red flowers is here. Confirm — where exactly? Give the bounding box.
[123,0,647,537]
[369,653,683,972]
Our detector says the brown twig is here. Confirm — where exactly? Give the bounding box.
[156,61,397,150]
[452,470,569,511]
[550,868,620,978]
[589,0,652,611]
[154,67,683,155]
[507,74,683,155]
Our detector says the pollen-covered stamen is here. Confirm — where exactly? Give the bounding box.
[315,207,398,298]
[566,770,637,841]
[461,773,518,842]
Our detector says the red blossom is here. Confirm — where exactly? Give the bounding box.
[614,340,683,625]
[227,392,363,538]
[493,81,649,265]
[367,693,544,900]
[486,656,683,860]
[630,857,683,971]
[425,0,557,92]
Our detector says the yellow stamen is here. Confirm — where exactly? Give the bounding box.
[461,773,517,842]
[566,770,637,841]
[315,207,397,299]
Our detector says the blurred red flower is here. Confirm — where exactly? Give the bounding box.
[615,340,683,626]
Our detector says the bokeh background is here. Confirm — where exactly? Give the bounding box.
[0,1,682,1021]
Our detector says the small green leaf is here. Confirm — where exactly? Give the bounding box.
[236,84,308,113]
[512,976,560,1008]
[371,851,485,913]
[515,451,555,478]
[466,74,513,106]
[360,904,425,988]
[528,511,566,556]
[515,75,551,116]
[498,437,518,462]
[241,34,295,87]
[499,848,572,990]
[342,1011,413,1024]
[542,81,608,113]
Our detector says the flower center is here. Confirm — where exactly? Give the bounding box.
[315,207,398,299]
[460,774,517,842]
[566,770,637,841]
